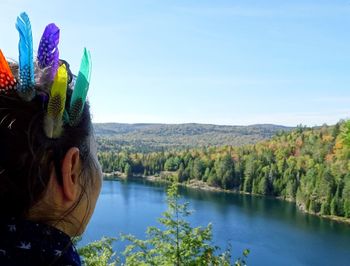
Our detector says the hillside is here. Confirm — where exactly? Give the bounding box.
[98,121,350,221]
[94,123,293,152]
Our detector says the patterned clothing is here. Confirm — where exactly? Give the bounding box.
[0,217,81,266]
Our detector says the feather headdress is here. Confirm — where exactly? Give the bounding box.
[1,12,92,139]
[16,12,35,101]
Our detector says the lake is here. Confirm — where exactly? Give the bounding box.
[82,179,350,266]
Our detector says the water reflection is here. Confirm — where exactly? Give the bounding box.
[177,183,350,236]
[84,179,350,266]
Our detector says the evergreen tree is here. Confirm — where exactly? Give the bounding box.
[121,183,240,265]
[124,163,132,178]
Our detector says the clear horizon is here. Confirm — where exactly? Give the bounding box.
[92,121,340,128]
[1,1,350,127]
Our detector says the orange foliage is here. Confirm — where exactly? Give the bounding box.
[322,134,334,143]
[295,137,303,147]
[335,139,343,150]
[325,154,334,163]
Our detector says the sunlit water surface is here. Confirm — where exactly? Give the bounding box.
[82,179,350,266]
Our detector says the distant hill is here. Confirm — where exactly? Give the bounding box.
[94,123,293,152]
[97,121,350,222]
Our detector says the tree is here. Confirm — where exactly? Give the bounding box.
[220,154,236,189]
[258,177,269,195]
[207,168,220,187]
[203,167,211,182]
[164,157,179,171]
[243,155,256,193]
[320,197,331,215]
[342,178,350,217]
[343,200,350,218]
[331,197,339,216]
[121,182,242,265]
[78,237,118,266]
[192,158,205,180]
[285,179,297,200]
[124,163,132,178]
[177,163,187,183]
[340,120,350,147]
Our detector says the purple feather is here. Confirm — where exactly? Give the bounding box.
[37,23,60,81]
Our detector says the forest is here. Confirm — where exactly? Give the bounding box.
[95,123,292,152]
[97,121,350,219]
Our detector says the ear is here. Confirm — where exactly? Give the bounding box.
[61,147,81,202]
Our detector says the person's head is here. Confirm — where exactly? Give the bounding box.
[0,62,102,236]
[0,13,102,237]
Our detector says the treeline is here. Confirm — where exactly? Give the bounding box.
[98,121,350,219]
[95,123,292,153]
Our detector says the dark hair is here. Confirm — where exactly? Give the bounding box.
[0,62,96,222]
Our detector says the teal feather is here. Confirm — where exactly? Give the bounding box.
[16,12,35,100]
[69,48,91,126]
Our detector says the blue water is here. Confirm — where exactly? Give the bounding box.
[82,179,350,266]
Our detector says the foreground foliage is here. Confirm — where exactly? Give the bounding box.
[78,237,118,266]
[78,183,249,265]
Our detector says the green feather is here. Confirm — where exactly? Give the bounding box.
[69,48,91,126]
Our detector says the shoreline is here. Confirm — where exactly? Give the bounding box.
[103,172,350,226]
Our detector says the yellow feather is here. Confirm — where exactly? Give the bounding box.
[47,64,67,118]
[45,64,68,138]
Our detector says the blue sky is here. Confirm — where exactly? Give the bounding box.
[1,0,350,126]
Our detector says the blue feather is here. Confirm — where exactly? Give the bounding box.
[16,12,35,99]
